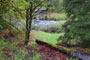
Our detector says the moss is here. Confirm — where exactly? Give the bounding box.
[50,44,76,52]
[13,42,19,46]
[51,44,57,47]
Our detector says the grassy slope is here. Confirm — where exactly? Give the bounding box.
[31,30,64,45]
[47,13,67,20]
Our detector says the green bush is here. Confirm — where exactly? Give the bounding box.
[32,23,62,33]
[0,39,28,60]
[47,24,62,33]
[15,49,28,60]
[58,17,90,47]
[30,51,41,60]
[58,0,90,48]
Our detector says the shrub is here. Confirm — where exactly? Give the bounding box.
[0,39,28,60]
[47,24,62,33]
[58,0,90,48]
[58,17,90,47]
[32,23,62,33]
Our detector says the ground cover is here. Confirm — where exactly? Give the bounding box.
[46,12,67,20]
[0,30,71,60]
[0,29,90,60]
[31,30,64,45]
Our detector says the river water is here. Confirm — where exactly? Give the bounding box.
[16,19,66,29]
[32,19,66,27]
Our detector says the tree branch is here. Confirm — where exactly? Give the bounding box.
[33,1,43,11]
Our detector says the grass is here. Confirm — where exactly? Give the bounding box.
[47,12,67,20]
[0,39,28,60]
[30,30,64,45]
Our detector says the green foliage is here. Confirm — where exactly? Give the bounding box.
[47,13,67,20]
[63,0,90,19]
[15,49,28,60]
[47,23,62,33]
[31,52,41,60]
[0,0,11,12]
[0,0,26,31]
[31,30,64,45]
[59,0,90,47]
[0,39,28,60]
[32,24,62,33]
[49,0,63,12]
[32,22,64,33]
[67,57,79,60]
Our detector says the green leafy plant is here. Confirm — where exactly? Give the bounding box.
[31,53,41,60]
[15,49,28,60]
[0,39,28,60]
[58,0,90,47]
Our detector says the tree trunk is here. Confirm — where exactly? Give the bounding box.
[0,11,3,21]
[25,2,33,45]
[25,8,29,45]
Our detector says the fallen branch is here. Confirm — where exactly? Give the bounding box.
[36,40,90,60]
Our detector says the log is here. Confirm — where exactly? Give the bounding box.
[36,40,90,60]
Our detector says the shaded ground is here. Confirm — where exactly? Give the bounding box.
[1,34,69,60]
[9,34,70,60]
[0,29,90,60]
[37,44,69,60]
[36,40,90,60]
[22,44,70,60]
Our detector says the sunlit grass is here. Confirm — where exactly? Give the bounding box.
[31,30,64,45]
[47,13,67,20]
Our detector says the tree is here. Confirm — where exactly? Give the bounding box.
[49,0,63,12]
[0,0,27,36]
[0,0,12,30]
[59,0,90,47]
[0,0,48,45]
[24,0,48,45]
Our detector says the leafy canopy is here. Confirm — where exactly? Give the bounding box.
[60,0,90,47]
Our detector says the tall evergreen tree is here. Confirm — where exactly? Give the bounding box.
[60,0,90,47]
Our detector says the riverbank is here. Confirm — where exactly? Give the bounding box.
[36,40,90,60]
[30,30,64,45]
[46,12,67,20]
[30,30,90,54]
[32,20,66,33]
[0,29,90,60]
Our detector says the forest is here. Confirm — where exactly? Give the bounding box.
[0,0,90,60]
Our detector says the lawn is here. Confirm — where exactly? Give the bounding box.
[31,30,64,45]
[47,12,67,20]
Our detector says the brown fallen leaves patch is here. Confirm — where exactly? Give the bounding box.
[37,44,70,60]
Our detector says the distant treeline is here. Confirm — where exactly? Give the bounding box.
[48,0,64,12]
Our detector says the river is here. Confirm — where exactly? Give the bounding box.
[32,19,66,27]
[16,19,66,29]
